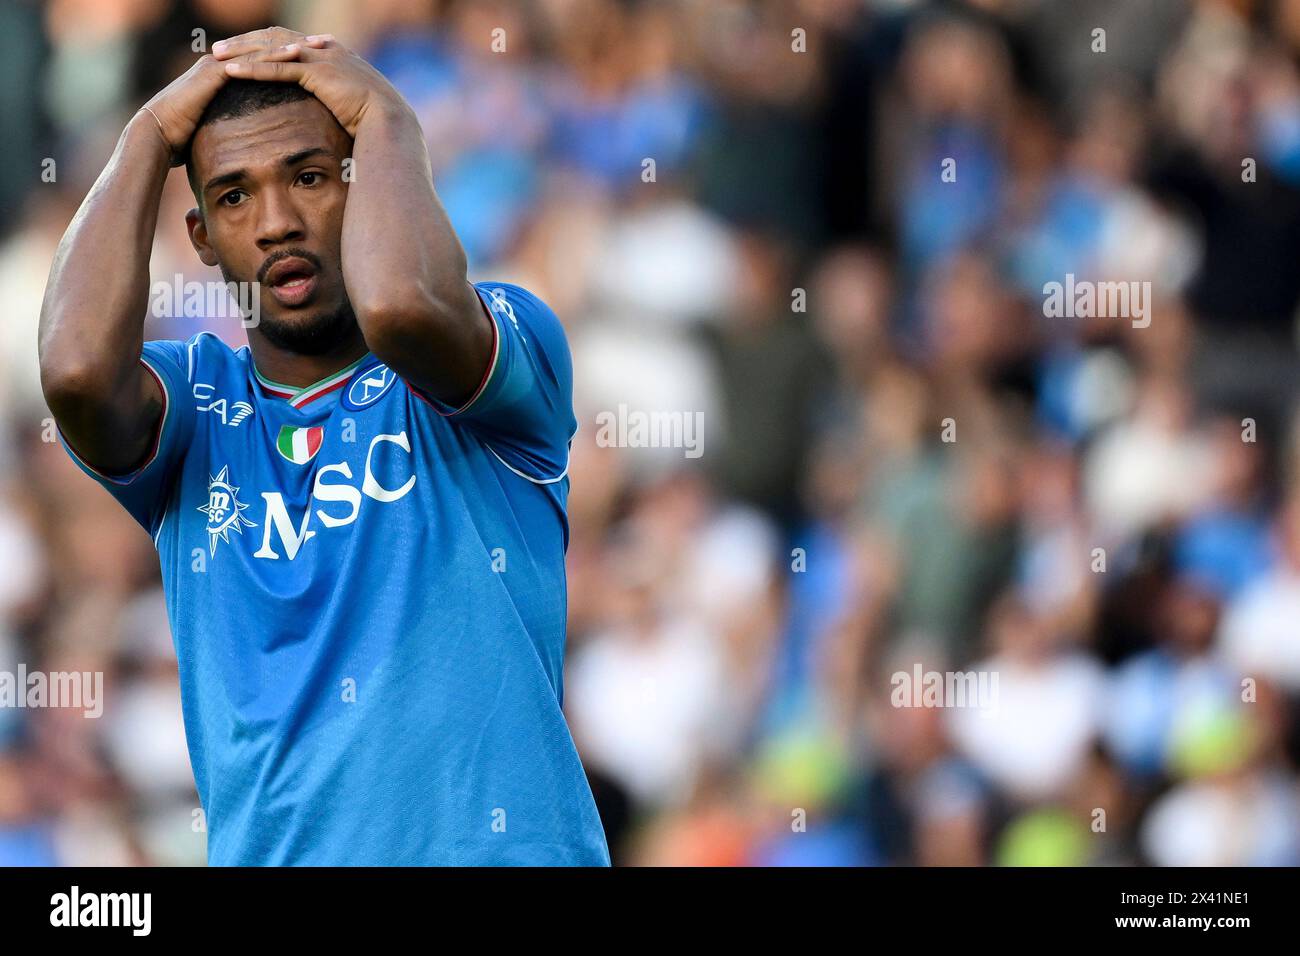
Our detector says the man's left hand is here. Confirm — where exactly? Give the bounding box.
[211,28,407,137]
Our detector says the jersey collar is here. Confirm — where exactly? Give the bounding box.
[252,351,373,409]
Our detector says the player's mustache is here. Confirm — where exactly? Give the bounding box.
[256,248,323,285]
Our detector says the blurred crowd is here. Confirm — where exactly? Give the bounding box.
[2,0,1300,866]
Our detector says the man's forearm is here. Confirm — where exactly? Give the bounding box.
[39,112,170,397]
[38,112,173,476]
[339,101,488,403]
[341,101,467,321]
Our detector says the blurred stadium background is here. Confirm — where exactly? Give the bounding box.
[1,0,1299,866]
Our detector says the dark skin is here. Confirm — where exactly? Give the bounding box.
[186,98,368,381]
[39,28,491,475]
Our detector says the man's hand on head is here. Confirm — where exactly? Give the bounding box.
[141,41,303,166]
[210,26,315,58]
[211,30,409,138]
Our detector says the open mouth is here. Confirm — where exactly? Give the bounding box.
[263,257,319,308]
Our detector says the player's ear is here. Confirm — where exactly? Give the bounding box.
[186,207,220,267]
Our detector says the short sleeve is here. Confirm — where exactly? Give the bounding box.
[410,282,576,483]
[57,339,196,537]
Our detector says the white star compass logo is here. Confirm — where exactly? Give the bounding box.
[197,466,257,556]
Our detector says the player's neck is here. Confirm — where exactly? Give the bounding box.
[247,332,371,392]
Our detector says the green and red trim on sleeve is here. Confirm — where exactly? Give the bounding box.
[405,288,501,417]
[58,357,169,484]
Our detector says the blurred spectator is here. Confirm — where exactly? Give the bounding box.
[1,0,1297,866]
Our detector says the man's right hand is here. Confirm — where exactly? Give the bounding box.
[140,43,303,165]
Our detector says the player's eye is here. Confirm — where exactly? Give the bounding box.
[296,171,323,187]
[218,189,247,208]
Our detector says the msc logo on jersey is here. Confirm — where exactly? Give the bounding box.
[342,363,397,410]
[197,466,258,556]
[255,431,416,561]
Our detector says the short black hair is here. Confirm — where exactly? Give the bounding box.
[184,80,316,199]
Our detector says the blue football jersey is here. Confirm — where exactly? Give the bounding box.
[58,282,610,866]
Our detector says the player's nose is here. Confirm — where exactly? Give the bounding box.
[254,188,306,250]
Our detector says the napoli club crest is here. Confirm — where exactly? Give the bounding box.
[343,362,397,410]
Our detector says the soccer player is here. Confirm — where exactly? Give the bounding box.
[37,28,610,866]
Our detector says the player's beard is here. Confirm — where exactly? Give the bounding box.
[219,262,359,356]
[256,299,359,356]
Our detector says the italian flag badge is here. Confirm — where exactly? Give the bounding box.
[276,425,325,465]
